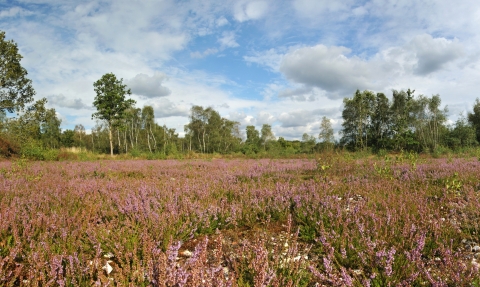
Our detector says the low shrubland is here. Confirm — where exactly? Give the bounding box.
[1,155,480,286]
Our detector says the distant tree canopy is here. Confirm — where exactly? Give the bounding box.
[184,105,241,154]
[339,89,472,152]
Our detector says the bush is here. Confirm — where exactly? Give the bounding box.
[129,148,142,158]
[20,140,45,160]
[0,136,19,157]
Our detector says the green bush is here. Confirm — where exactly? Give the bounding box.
[20,140,45,160]
[43,149,59,161]
[129,148,142,158]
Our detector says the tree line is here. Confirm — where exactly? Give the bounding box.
[2,30,480,158]
[340,89,480,153]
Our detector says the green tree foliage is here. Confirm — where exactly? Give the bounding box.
[244,125,261,154]
[260,124,275,151]
[1,98,61,157]
[390,89,416,151]
[319,116,334,150]
[340,90,375,150]
[61,129,75,148]
[340,89,451,153]
[92,73,136,156]
[41,108,62,149]
[301,133,316,153]
[468,98,480,143]
[369,93,391,150]
[410,94,448,152]
[444,115,478,150]
[73,124,86,149]
[184,105,241,154]
[0,31,35,113]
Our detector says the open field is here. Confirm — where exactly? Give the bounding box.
[1,155,480,286]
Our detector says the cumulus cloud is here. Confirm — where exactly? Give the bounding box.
[127,72,171,98]
[279,45,376,97]
[47,94,90,110]
[256,111,275,124]
[278,86,319,101]
[228,111,256,127]
[278,112,306,128]
[275,34,466,99]
[409,34,464,75]
[234,0,269,22]
[149,98,189,118]
[277,109,322,128]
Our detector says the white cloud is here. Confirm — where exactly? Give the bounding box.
[234,0,269,22]
[408,34,464,75]
[47,94,90,110]
[244,48,285,71]
[279,45,377,97]
[149,98,189,118]
[218,31,239,48]
[277,108,336,128]
[275,34,467,99]
[127,72,171,98]
[256,111,275,124]
[0,7,32,18]
[293,0,354,16]
[278,86,319,101]
[216,16,229,27]
[190,48,219,59]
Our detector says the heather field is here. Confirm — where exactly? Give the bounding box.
[1,155,480,286]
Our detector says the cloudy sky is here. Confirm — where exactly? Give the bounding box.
[1,0,480,139]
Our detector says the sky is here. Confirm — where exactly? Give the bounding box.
[1,0,480,140]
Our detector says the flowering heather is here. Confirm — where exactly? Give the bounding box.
[1,156,480,286]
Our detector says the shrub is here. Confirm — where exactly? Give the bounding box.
[0,136,19,157]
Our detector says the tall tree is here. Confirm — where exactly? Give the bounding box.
[0,31,35,113]
[244,125,261,154]
[184,106,227,153]
[41,108,61,149]
[219,119,241,153]
[340,90,375,150]
[73,124,86,149]
[369,93,391,150]
[141,105,157,153]
[410,94,447,152]
[260,124,275,151]
[390,89,416,151]
[92,73,136,156]
[319,116,334,150]
[301,133,316,153]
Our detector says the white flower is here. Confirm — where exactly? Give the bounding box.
[103,261,113,275]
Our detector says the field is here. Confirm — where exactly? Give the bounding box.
[1,154,480,286]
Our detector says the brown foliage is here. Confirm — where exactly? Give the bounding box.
[0,136,19,157]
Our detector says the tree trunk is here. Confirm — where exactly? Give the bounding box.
[108,124,114,157]
[150,126,157,152]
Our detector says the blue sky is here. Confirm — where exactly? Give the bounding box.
[1,0,480,139]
